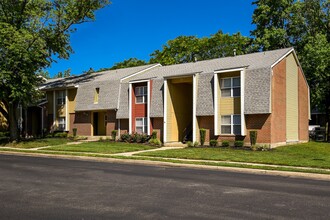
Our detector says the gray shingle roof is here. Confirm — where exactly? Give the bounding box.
[122,47,293,117]
[72,64,159,111]
[116,83,129,119]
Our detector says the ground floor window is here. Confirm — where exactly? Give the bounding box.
[58,117,66,131]
[135,117,147,134]
[221,115,241,135]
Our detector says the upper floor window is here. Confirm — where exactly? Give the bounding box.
[135,86,147,104]
[57,91,65,105]
[94,88,100,104]
[220,77,240,97]
[221,115,241,135]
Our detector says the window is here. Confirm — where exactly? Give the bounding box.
[94,88,100,104]
[220,77,240,97]
[135,86,147,104]
[57,91,65,105]
[221,115,241,135]
[58,117,66,131]
[104,115,107,127]
[135,117,147,134]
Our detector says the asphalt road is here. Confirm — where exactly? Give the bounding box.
[0,154,329,220]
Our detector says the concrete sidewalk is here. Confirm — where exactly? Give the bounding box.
[113,146,185,156]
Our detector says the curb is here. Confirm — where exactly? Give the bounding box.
[1,150,330,181]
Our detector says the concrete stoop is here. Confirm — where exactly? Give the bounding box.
[164,142,187,147]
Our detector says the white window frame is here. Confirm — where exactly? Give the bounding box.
[220,77,240,98]
[221,115,241,135]
[58,117,66,131]
[135,86,147,104]
[57,90,66,105]
[135,117,147,134]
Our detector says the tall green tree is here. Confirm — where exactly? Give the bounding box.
[110,58,147,70]
[0,0,110,140]
[149,31,254,65]
[251,0,330,141]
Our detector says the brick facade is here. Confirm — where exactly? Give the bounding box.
[298,67,309,141]
[151,117,163,141]
[106,110,117,136]
[72,111,92,136]
[245,114,271,144]
[271,58,287,144]
[131,82,147,133]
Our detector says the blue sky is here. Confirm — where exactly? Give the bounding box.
[47,0,255,77]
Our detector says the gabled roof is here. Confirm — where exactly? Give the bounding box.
[74,64,159,111]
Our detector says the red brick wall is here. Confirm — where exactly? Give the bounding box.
[197,116,214,142]
[73,111,91,136]
[245,114,271,144]
[298,67,309,141]
[106,110,117,136]
[271,58,287,144]
[151,117,163,141]
[119,119,129,135]
[131,82,147,132]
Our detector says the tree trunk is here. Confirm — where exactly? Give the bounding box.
[8,101,19,141]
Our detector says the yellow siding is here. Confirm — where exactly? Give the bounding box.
[47,92,53,114]
[166,82,178,142]
[68,89,77,114]
[286,53,299,141]
[219,98,241,115]
[166,79,193,142]
[218,72,241,134]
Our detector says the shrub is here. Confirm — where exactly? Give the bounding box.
[149,138,162,146]
[99,137,104,141]
[187,141,193,147]
[54,132,67,138]
[72,128,77,137]
[251,144,271,151]
[151,131,157,139]
[250,130,257,146]
[209,139,218,147]
[234,141,244,148]
[221,140,229,147]
[193,141,199,147]
[0,132,9,137]
[120,133,131,142]
[111,130,118,141]
[200,128,206,146]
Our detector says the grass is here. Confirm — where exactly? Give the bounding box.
[137,142,330,169]
[0,138,73,149]
[46,141,156,154]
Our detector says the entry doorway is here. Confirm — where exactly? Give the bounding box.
[93,112,106,136]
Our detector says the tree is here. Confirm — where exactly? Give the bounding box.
[251,0,330,141]
[110,58,147,70]
[149,31,254,65]
[64,68,71,77]
[0,0,110,140]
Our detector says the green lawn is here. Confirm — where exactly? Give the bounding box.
[138,142,330,169]
[0,138,73,149]
[46,141,156,154]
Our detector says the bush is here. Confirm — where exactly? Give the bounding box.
[99,137,104,141]
[0,132,10,137]
[111,130,118,141]
[251,144,271,151]
[149,138,162,146]
[120,133,131,142]
[200,128,206,146]
[209,139,218,147]
[187,141,193,147]
[250,130,257,146]
[54,132,67,138]
[221,140,229,147]
[234,141,244,148]
[72,128,77,137]
[193,141,199,147]
[151,131,157,139]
